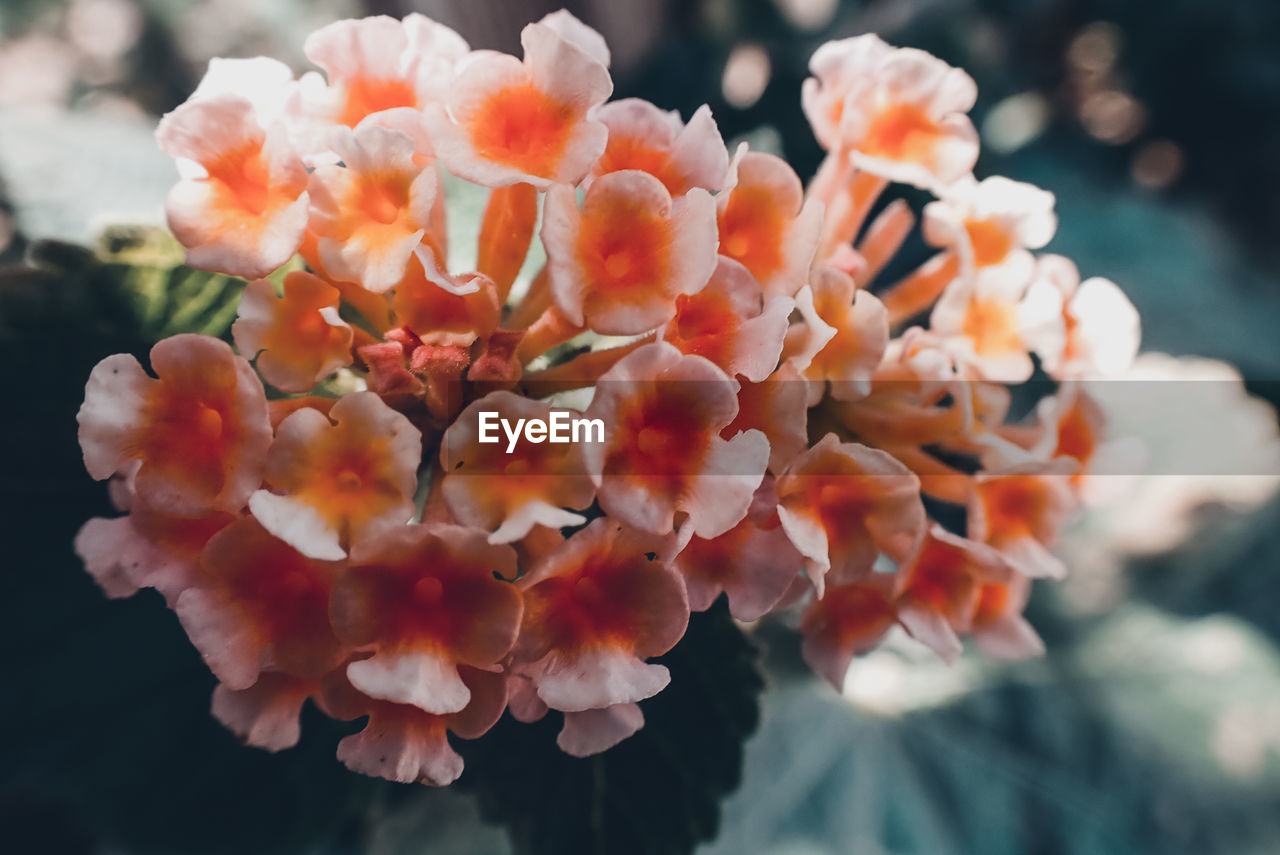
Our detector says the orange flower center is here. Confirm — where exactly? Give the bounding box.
[338,76,419,127]
[718,186,785,279]
[597,138,685,195]
[207,143,272,215]
[1054,404,1095,464]
[470,82,574,176]
[671,291,739,365]
[861,102,942,163]
[578,206,667,293]
[962,298,1021,356]
[973,582,1010,625]
[903,539,972,614]
[356,175,411,226]
[981,477,1045,540]
[964,218,1014,267]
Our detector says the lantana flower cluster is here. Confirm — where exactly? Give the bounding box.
[75,11,1140,785]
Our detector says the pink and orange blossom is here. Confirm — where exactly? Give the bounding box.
[73,8,1142,787]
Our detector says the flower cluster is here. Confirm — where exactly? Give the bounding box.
[75,11,1140,785]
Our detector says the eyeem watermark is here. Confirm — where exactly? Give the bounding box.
[478,411,605,453]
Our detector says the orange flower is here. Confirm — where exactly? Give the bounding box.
[232,272,354,393]
[968,461,1078,580]
[894,524,1013,662]
[1022,254,1140,380]
[930,269,1065,383]
[74,504,234,605]
[156,95,309,279]
[78,334,272,517]
[249,391,421,560]
[970,573,1044,660]
[668,482,803,620]
[558,702,646,758]
[783,266,888,401]
[440,391,596,543]
[802,34,978,189]
[775,433,925,595]
[716,150,823,300]
[514,519,688,711]
[212,671,321,752]
[391,268,501,347]
[307,123,439,293]
[424,18,612,188]
[720,364,811,474]
[800,574,898,689]
[544,170,718,335]
[663,257,794,382]
[1026,383,1106,485]
[504,668,649,756]
[175,517,348,690]
[587,98,730,195]
[291,14,468,158]
[320,663,508,785]
[584,343,770,538]
[923,175,1057,286]
[332,524,521,715]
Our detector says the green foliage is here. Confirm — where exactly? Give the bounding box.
[2,226,245,348]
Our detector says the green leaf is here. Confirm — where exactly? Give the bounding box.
[11,225,249,347]
[457,598,763,855]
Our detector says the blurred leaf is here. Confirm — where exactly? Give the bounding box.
[12,225,248,345]
[458,598,763,855]
[704,608,1280,855]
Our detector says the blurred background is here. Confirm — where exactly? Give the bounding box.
[3,1,1280,853]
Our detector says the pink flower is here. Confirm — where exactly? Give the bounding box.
[232,272,353,393]
[74,505,234,605]
[306,123,439,293]
[663,257,794,382]
[440,391,596,543]
[156,95,309,279]
[894,524,1014,662]
[922,176,1057,285]
[249,391,420,560]
[668,482,803,620]
[783,266,889,401]
[557,702,646,758]
[1022,254,1140,379]
[775,433,925,595]
[331,524,522,715]
[716,150,823,299]
[78,334,271,516]
[211,671,322,752]
[802,34,978,189]
[800,574,898,689]
[720,365,811,474]
[584,342,770,538]
[970,573,1045,660]
[514,519,688,711]
[969,461,1078,580]
[930,267,1066,383]
[320,663,508,785]
[544,170,717,335]
[175,517,348,690]
[424,19,612,188]
[587,98,730,195]
[392,269,502,347]
[291,14,468,157]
